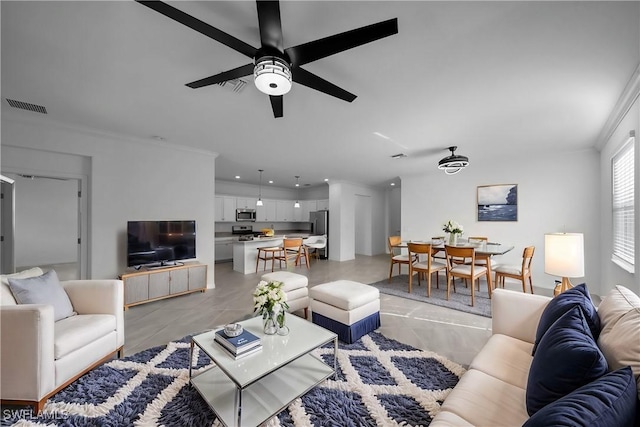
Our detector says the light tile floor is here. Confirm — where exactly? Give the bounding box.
[124,254,553,367]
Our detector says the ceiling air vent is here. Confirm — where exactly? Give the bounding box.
[6,98,48,114]
[217,78,248,93]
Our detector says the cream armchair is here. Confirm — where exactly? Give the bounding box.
[1,268,124,413]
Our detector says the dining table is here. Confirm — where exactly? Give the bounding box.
[393,240,514,291]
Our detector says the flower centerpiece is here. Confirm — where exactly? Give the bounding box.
[253,280,289,335]
[443,220,464,245]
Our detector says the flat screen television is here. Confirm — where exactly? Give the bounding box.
[127,220,196,267]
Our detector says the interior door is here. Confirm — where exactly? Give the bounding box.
[1,175,16,274]
[11,173,81,280]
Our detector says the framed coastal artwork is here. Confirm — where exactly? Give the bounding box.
[477,184,518,222]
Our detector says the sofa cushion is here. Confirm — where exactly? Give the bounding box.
[523,366,638,427]
[526,306,608,416]
[597,285,640,400]
[7,269,75,321]
[469,334,533,390]
[532,283,600,355]
[54,314,117,359]
[0,267,44,306]
[439,369,529,426]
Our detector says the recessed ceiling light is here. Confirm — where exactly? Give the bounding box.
[324,178,329,182]
[235,175,241,179]
[268,180,274,184]
[390,182,396,186]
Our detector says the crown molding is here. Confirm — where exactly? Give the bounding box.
[1,109,219,158]
[596,62,640,150]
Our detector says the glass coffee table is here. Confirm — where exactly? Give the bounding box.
[190,315,337,427]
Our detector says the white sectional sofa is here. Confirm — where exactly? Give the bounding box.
[1,268,124,413]
[431,286,640,426]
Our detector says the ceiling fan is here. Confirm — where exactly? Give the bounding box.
[136,1,398,118]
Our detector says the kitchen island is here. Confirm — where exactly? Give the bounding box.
[233,234,310,274]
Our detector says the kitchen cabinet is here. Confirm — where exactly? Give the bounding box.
[215,238,234,262]
[316,199,329,210]
[294,200,317,221]
[236,197,257,209]
[276,200,295,222]
[215,196,236,222]
[257,199,277,222]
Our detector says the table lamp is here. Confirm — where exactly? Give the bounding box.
[544,233,584,296]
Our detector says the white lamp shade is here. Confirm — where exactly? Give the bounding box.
[544,233,585,278]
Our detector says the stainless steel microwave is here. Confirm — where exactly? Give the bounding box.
[236,208,256,222]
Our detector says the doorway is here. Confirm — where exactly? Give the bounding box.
[1,175,16,274]
[3,173,84,280]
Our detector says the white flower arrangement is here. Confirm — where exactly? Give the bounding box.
[443,220,464,235]
[253,280,289,317]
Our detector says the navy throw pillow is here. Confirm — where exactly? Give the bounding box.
[532,283,600,355]
[524,366,637,427]
[526,306,608,416]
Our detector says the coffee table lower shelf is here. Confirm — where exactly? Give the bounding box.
[191,353,334,427]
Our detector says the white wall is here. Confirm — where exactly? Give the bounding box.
[328,181,387,261]
[401,148,601,293]
[1,113,217,285]
[388,187,402,238]
[598,97,639,295]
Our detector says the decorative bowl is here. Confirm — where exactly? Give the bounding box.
[223,323,243,337]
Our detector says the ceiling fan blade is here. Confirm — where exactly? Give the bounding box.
[285,18,398,66]
[186,63,255,89]
[269,95,283,118]
[136,1,258,58]
[256,1,284,52]
[293,68,356,102]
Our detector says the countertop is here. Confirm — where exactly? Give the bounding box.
[215,230,311,240]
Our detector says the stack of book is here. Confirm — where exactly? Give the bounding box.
[214,328,262,360]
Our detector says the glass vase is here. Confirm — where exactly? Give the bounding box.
[276,310,289,336]
[263,311,278,335]
[448,233,458,246]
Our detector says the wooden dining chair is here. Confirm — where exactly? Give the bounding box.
[408,243,447,296]
[388,236,414,282]
[278,238,307,269]
[494,246,535,293]
[445,245,491,307]
[466,236,490,287]
[255,246,283,273]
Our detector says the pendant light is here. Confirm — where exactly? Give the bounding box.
[294,176,300,208]
[256,169,264,206]
[438,146,469,175]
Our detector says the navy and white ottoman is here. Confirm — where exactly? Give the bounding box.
[310,280,380,344]
[261,271,310,318]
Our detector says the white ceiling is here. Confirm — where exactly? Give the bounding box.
[2,1,638,189]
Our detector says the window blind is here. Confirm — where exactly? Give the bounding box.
[611,136,635,272]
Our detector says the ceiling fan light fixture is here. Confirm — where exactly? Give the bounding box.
[254,57,292,96]
[438,146,469,175]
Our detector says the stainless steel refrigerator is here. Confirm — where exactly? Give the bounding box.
[309,210,329,259]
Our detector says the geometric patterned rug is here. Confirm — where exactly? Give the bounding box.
[0,332,465,426]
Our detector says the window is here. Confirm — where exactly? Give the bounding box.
[611,135,635,273]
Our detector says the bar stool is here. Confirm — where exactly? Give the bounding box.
[255,246,283,273]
